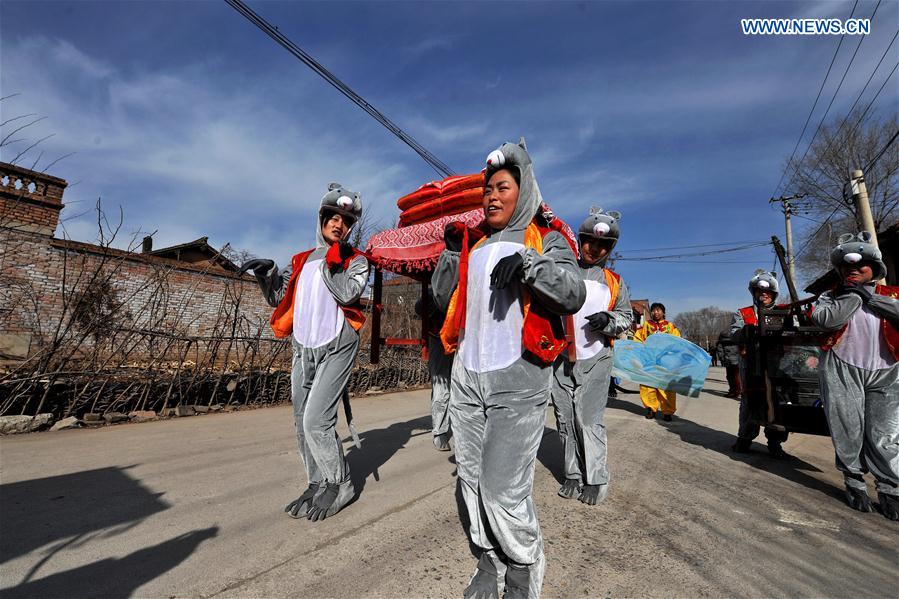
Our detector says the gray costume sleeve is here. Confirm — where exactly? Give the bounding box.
[521,231,587,315]
[431,250,460,313]
[321,254,369,306]
[256,263,293,308]
[729,311,745,344]
[867,292,899,325]
[598,278,633,337]
[811,291,862,331]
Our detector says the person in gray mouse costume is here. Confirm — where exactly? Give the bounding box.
[551,207,633,506]
[811,232,899,520]
[432,139,585,599]
[239,183,369,522]
[730,270,790,459]
[415,289,454,451]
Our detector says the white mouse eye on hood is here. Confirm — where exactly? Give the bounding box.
[337,196,354,210]
[843,252,862,263]
[593,222,610,237]
[486,149,505,167]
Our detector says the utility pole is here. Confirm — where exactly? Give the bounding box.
[849,170,879,245]
[769,193,804,295]
[849,169,885,284]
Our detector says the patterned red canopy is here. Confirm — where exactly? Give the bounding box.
[366,208,484,275]
[366,202,579,276]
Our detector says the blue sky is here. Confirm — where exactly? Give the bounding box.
[2,0,896,317]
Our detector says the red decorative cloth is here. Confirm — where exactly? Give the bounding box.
[396,173,483,211]
[366,208,485,274]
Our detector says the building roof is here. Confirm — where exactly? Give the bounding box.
[147,236,238,272]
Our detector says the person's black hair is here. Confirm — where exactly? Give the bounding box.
[650,302,666,314]
[487,166,521,187]
[320,207,356,228]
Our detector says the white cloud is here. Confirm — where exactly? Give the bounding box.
[0,35,420,265]
[404,115,489,146]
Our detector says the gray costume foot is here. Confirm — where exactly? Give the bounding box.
[578,483,609,506]
[845,485,873,513]
[464,552,501,599]
[306,479,354,521]
[284,482,319,519]
[878,492,899,521]
[558,478,580,499]
[434,432,452,452]
[503,563,529,599]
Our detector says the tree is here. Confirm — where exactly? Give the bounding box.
[673,306,733,350]
[782,111,897,284]
[0,93,74,173]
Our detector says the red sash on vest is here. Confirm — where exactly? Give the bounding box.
[270,248,366,339]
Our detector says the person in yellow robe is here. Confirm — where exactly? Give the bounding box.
[633,302,681,421]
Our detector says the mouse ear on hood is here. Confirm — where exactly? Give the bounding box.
[857,231,873,243]
[606,211,621,220]
[328,182,342,191]
[837,233,855,245]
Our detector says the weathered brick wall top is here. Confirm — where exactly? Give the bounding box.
[0,161,67,237]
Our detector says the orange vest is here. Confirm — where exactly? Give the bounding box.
[269,248,366,339]
[440,220,571,365]
[820,284,899,360]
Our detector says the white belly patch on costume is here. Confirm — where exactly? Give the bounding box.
[459,241,525,373]
[833,302,894,370]
[293,259,344,349]
[571,278,612,361]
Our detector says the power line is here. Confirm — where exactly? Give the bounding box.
[223,0,455,177]
[864,128,899,172]
[616,241,772,261]
[801,59,898,194]
[779,0,883,195]
[618,240,770,252]
[810,28,899,166]
[794,205,843,260]
[770,0,859,198]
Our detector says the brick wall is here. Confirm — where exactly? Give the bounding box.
[0,161,274,362]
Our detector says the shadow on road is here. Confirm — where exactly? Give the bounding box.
[0,466,214,598]
[0,527,218,599]
[344,415,432,496]
[0,466,168,565]
[607,397,647,417]
[657,417,843,502]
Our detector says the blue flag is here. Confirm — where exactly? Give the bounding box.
[612,333,711,398]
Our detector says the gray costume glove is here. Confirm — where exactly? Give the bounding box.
[443,222,465,253]
[490,253,524,289]
[585,312,610,332]
[238,258,275,277]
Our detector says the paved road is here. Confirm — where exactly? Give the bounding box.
[1,367,896,598]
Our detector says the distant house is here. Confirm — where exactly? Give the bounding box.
[142,235,239,272]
